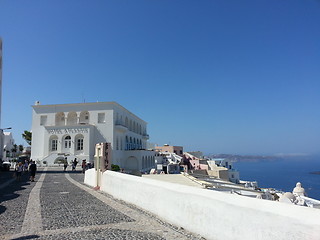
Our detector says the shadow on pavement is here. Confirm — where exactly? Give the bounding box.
[0,204,6,214]
[37,169,83,174]
[0,171,31,215]
[11,235,40,240]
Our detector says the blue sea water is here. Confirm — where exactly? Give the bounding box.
[233,156,320,200]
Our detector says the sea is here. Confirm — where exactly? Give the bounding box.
[233,156,320,200]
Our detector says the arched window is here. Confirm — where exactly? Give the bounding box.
[125,117,128,127]
[79,111,89,124]
[49,135,58,152]
[142,156,145,169]
[75,134,84,151]
[126,136,129,150]
[130,137,132,150]
[67,112,77,125]
[116,137,119,150]
[55,112,65,126]
[64,135,71,149]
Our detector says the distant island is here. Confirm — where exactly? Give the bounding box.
[206,154,282,162]
[310,171,320,175]
[205,154,314,163]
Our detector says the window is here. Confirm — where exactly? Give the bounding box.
[67,112,77,125]
[55,112,66,126]
[40,115,47,126]
[64,136,71,149]
[51,139,57,151]
[77,138,83,150]
[98,113,105,123]
[79,111,90,124]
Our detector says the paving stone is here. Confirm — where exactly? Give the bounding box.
[40,173,133,230]
[40,228,165,240]
[0,171,33,235]
[0,168,204,240]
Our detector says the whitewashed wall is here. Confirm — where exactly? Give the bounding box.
[85,170,320,240]
[84,168,97,187]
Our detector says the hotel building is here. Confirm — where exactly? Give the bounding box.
[31,101,155,172]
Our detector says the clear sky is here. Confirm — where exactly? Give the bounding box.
[0,0,319,155]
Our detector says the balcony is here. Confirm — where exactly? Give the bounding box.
[142,133,149,140]
[115,122,128,133]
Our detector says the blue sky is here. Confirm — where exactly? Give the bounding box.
[0,0,319,155]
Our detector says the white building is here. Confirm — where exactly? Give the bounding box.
[154,151,181,174]
[31,101,155,172]
[207,158,240,183]
[2,132,14,161]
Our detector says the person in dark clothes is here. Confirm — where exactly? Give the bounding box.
[72,158,78,171]
[29,161,37,182]
[64,157,68,171]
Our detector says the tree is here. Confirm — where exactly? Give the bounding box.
[18,144,24,153]
[11,144,17,152]
[22,130,32,145]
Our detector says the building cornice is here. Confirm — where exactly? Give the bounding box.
[32,101,147,123]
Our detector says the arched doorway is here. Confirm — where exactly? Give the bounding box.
[124,156,138,170]
[63,135,72,151]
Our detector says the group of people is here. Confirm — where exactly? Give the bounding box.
[63,158,89,173]
[63,158,79,171]
[14,160,37,182]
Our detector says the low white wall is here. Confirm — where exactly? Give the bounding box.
[88,170,320,240]
[84,168,97,187]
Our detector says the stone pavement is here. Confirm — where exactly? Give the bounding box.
[0,168,205,240]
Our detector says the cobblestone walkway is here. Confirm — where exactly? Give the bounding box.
[0,168,204,240]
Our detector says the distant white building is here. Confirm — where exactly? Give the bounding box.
[31,101,155,172]
[154,151,181,174]
[207,158,240,183]
[2,132,14,161]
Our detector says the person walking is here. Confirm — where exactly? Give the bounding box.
[74,158,78,169]
[72,158,78,171]
[29,161,37,182]
[15,162,23,181]
[63,157,68,171]
[64,161,68,171]
[82,159,86,173]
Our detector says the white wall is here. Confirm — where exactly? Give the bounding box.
[84,168,97,187]
[85,170,320,240]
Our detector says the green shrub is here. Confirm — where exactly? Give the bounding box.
[111,164,120,171]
